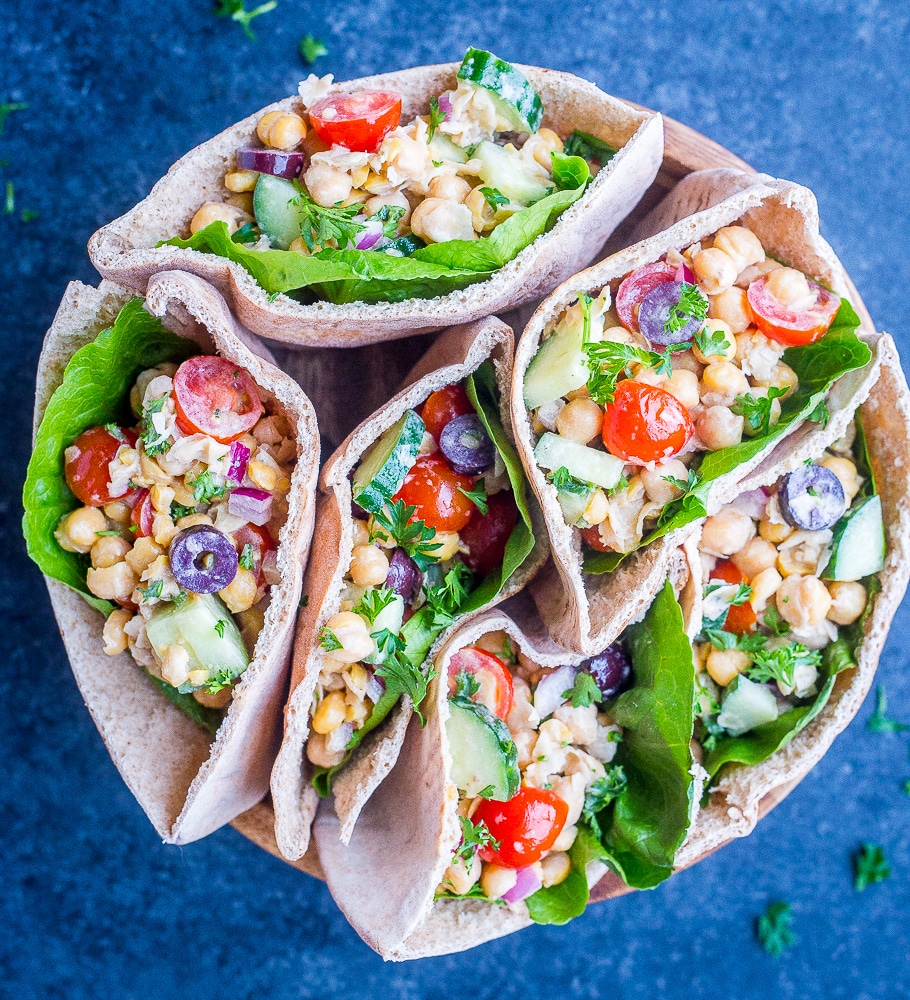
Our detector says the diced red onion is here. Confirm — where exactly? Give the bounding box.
[437,93,453,117]
[262,549,281,586]
[354,217,385,250]
[226,441,251,485]
[237,147,306,179]
[730,486,770,520]
[326,721,355,753]
[674,262,696,284]
[502,865,542,904]
[365,673,385,704]
[533,664,576,719]
[228,487,273,526]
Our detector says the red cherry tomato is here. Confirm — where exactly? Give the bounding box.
[130,489,154,537]
[393,455,475,532]
[458,491,519,577]
[746,275,840,347]
[447,647,514,720]
[308,90,402,153]
[420,384,474,442]
[709,559,757,634]
[64,425,137,507]
[232,523,276,584]
[173,356,264,444]
[602,379,693,465]
[473,787,569,869]
[580,524,611,552]
[615,261,677,331]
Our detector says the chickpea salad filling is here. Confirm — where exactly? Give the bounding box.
[693,415,885,782]
[163,48,613,305]
[308,364,535,791]
[522,222,873,573]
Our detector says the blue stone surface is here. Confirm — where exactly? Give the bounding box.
[2,2,908,996]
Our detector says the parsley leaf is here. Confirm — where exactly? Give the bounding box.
[547,466,591,496]
[663,282,708,339]
[693,323,730,359]
[582,765,627,840]
[0,101,27,136]
[427,96,447,141]
[299,34,327,65]
[20,208,39,223]
[453,668,480,700]
[853,842,890,891]
[353,586,398,625]
[138,579,163,603]
[139,394,171,456]
[94,530,123,538]
[104,423,128,443]
[190,470,228,504]
[731,387,788,436]
[214,619,227,638]
[214,0,277,41]
[289,179,367,252]
[454,815,500,864]
[867,685,910,733]
[747,643,821,690]
[370,499,442,570]
[239,543,256,571]
[170,502,196,521]
[656,470,707,529]
[374,203,405,238]
[374,647,435,725]
[425,563,474,629]
[205,668,236,695]
[457,477,488,514]
[231,221,260,244]
[762,604,791,637]
[756,901,795,956]
[584,337,687,405]
[4,180,13,215]
[480,186,509,210]
[171,590,190,609]
[476,784,496,799]
[318,626,343,652]
[562,130,617,166]
[808,398,830,427]
[562,671,603,708]
[371,627,406,659]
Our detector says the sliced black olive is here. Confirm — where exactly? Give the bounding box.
[169,525,239,594]
[582,642,633,700]
[778,464,847,531]
[385,547,421,603]
[439,414,495,475]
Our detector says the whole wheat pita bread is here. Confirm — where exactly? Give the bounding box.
[511,169,882,655]
[270,317,549,861]
[87,63,662,348]
[33,273,320,844]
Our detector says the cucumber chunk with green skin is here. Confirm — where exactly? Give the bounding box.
[446,697,520,801]
[523,320,589,410]
[823,495,886,582]
[362,594,405,665]
[473,141,549,206]
[457,48,544,133]
[352,409,425,514]
[145,592,249,693]
[557,484,595,526]
[428,132,468,165]
[534,433,625,492]
[253,174,302,251]
[716,675,779,736]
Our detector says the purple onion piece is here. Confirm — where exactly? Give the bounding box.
[228,487,273,526]
[502,865,542,904]
[583,643,633,700]
[365,672,385,703]
[638,280,707,346]
[226,441,251,485]
[729,486,770,520]
[533,664,577,719]
[674,261,696,284]
[169,525,239,594]
[353,218,385,250]
[237,147,306,179]
[778,464,847,530]
[386,548,421,603]
[439,413,495,475]
[437,92,453,117]
[326,721,355,753]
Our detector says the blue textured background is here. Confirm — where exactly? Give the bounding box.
[3,2,909,996]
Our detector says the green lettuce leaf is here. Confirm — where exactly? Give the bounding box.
[526,824,607,924]
[592,580,696,889]
[22,299,197,614]
[583,300,872,574]
[161,168,589,305]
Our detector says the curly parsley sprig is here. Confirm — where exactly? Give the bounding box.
[290,180,367,252]
[370,499,442,571]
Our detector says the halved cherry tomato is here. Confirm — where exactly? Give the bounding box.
[232,523,276,584]
[420,383,474,442]
[308,90,402,153]
[130,489,154,537]
[602,379,693,465]
[447,647,514,720]
[64,425,137,507]
[615,261,677,331]
[474,787,569,869]
[458,491,519,577]
[709,559,757,634]
[393,455,475,532]
[173,356,264,444]
[746,275,840,347]
[580,524,611,552]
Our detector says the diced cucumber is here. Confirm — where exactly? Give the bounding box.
[557,484,595,527]
[823,495,886,582]
[473,141,549,206]
[352,409,425,514]
[523,319,589,410]
[716,675,779,737]
[457,48,544,133]
[253,174,302,251]
[428,132,468,165]
[363,594,405,665]
[446,697,520,801]
[534,433,625,492]
[146,593,249,694]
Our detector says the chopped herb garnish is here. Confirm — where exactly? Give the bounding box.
[808,398,830,427]
[747,643,821,690]
[214,619,227,638]
[170,502,196,521]
[425,562,474,629]
[762,604,791,637]
[318,626,343,652]
[289,178,366,252]
[853,842,890,891]
[457,477,488,514]
[693,323,730,359]
[731,387,788,436]
[239,543,256,571]
[214,0,277,41]
[4,180,13,215]
[476,784,496,800]
[656,470,707,529]
[140,395,171,456]
[453,668,480,701]
[562,671,603,709]
[374,203,405,238]
[299,34,327,65]
[584,336,688,406]
[20,208,39,223]
[231,222,259,244]
[867,685,910,733]
[103,423,127,442]
[205,668,236,694]
[171,590,190,609]
[353,586,397,624]
[480,186,509,210]
[0,101,28,136]
[663,282,708,339]
[94,530,122,538]
[190,470,228,505]
[547,466,591,495]
[756,901,795,956]
[370,499,442,570]
[454,815,500,864]
[501,635,516,664]
[139,579,163,603]
[427,96,447,142]
[582,765,627,840]
[374,646,435,725]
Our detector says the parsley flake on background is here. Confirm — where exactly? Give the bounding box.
[756,901,795,956]
[853,842,890,891]
[299,34,327,65]
[214,0,277,40]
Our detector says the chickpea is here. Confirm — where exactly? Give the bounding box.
[351,519,371,548]
[692,319,737,364]
[90,534,131,569]
[349,544,390,588]
[224,169,259,193]
[701,508,756,557]
[303,161,353,208]
[706,647,750,686]
[712,226,765,273]
[189,202,251,235]
[322,611,374,663]
[700,361,750,404]
[753,360,798,396]
[539,851,572,888]
[764,266,814,308]
[125,536,164,575]
[556,398,603,445]
[664,368,700,409]
[152,511,178,548]
[86,562,139,602]
[602,325,637,346]
[750,566,783,612]
[692,247,738,295]
[464,186,496,233]
[526,127,564,170]
[193,685,233,710]
[776,574,832,628]
[102,608,133,656]
[248,459,278,492]
[821,456,863,503]
[696,405,744,450]
[776,538,823,578]
[161,645,191,688]
[219,566,258,614]
[383,134,428,177]
[104,501,131,524]
[365,192,411,229]
[306,731,346,768]
[432,531,461,561]
[759,497,793,544]
[256,110,283,144]
[226,192,255,214]
[827,581,868,625]
[708,286,751,333]
[176,513,213,530]
[56,506,109,553]
[410,198,476,243]
[633,366,669,388]
[427,173,472,202]
[640,458,688,505]
[480,864,518,901]
[442,854,481,895]
[583,490,610,526]
[731,536,778,579]
[735,257,783,289]
[260,112,307,150]
[312,690,348,735]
